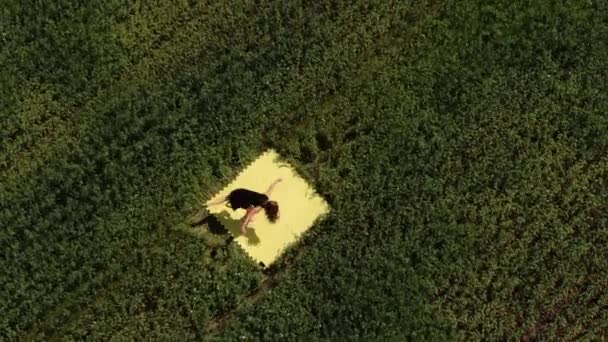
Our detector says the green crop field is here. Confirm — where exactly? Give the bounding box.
[2,0,608,340]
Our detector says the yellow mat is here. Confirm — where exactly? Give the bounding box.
[206,149,330,266]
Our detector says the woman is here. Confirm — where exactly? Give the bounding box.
[208,178,282,236]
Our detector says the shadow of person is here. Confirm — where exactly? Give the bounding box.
[190,214,228,235]
[215,211,261,246]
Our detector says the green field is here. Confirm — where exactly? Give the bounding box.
[2,0,608,340]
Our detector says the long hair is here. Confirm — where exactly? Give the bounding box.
[261,200,279,223]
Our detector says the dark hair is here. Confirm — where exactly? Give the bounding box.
[262,200,279,223]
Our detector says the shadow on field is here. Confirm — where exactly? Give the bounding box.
[190,213,261,245]
[191,214,228,235]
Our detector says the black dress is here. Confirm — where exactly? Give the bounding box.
[226,188,268,210]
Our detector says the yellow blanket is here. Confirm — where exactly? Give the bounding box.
[206,149,330,266]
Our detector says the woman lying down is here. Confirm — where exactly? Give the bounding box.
[208,178,282,236]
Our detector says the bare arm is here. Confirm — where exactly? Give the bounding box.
[265,178,283,197]
[240,207,262,235]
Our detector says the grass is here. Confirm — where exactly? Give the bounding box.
[2,0,608,340]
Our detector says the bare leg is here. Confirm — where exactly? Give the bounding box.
[207,197,228,206]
